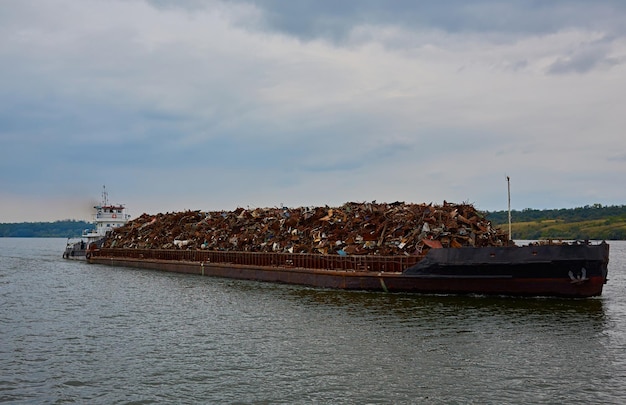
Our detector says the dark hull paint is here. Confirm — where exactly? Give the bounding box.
[62,247,87,260]
[88,242,609,297]
[63,239,104,261]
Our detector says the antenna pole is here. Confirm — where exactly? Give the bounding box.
[507,176,512,243]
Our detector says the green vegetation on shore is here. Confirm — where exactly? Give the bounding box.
[0,220,91,238]
[485,204,626,240]
[2,204,626,240]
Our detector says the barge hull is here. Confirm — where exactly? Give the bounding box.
[89,253,607,298]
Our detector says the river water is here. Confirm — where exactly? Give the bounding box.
[1,238,625,404]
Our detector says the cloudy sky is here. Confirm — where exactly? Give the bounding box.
[1,0,625,222]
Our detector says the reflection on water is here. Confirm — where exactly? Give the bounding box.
[288,286,606,316]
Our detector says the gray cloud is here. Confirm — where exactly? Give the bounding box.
[548,36,622,74]
[608,153,626,162]
[1,0,626,221]
[223,0,626,43]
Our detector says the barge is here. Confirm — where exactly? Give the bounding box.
[82,201,610,298]
[88,241,609,297]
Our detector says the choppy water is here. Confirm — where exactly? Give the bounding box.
[1,238,626,404]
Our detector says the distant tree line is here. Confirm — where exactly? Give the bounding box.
[485,204,626,224]
[3,205,626,239]
[485,204,626,240]
[0,220,91,237]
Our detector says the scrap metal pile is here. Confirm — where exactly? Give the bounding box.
[104,201,509,256]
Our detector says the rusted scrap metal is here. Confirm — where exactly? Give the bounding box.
[104,201,509,256]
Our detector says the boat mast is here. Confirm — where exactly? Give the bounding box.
[102,185,108,206]
[507,176,512,243]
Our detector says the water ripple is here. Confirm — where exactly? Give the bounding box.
[1,238,626,404]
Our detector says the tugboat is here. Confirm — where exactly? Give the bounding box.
[63,186,131,260]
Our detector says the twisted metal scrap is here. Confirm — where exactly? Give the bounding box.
[104,201,508,256]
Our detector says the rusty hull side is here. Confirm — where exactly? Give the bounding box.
[89,256,385,290]
[88,255,606,298]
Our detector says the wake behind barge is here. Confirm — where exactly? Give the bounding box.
[88,241,609,298]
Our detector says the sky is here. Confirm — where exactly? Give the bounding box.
[1,0,625,222]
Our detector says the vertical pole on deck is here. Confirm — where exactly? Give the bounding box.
[507,176,512,243]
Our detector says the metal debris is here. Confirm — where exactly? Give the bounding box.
[103,201,509,256]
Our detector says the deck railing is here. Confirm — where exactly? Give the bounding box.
[93,248,421,272]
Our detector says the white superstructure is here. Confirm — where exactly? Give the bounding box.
[83,186,131,241]
[64,186,131,259]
